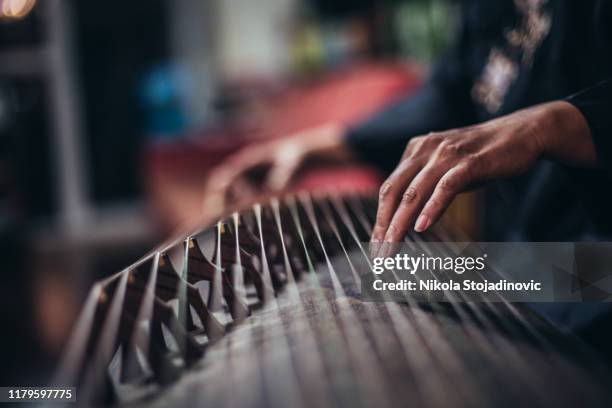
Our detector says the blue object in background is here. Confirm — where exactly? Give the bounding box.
[139,63,194,140]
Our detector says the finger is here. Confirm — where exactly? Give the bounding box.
[203,170,234,213]
[371,161,423,242]
[202,191,225,216]
[415,163,471,232]
[203,153,265,213]
[206,161,247,195]
[265,140,308,191]
[227,178,259,205]
[212,150,271,197]
[205,174,251,214]
[265,157,300,192]
[383,164,446,242]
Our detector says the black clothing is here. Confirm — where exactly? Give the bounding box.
[347,0,612,241]
[345,0,612,338]
[567,79,612,176]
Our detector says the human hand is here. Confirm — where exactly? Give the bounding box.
[203,123,351,213]
[372,101,596,242]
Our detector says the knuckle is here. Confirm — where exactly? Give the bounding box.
[438,175,456,192]
[372,225,386,238]
[401,187,418,206]
[464,153,483,177]
[408,135,426,150]
[405,139,416,150]
[438,138,451,148]
[426,196,443,210]
[379,181,393,198]
[428,131,447,144]
[374,219,386,232]
[409,135,436,157]
[437,140,461,157]
[386,223,398,237]
[411,135,425,144]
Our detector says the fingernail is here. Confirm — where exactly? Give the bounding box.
[415,214,430,232]
[369,240,380,258]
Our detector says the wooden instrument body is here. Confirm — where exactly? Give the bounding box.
[54,194,612,407]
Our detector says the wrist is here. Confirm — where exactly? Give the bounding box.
[301,122,354,162]
[534,101,597,167]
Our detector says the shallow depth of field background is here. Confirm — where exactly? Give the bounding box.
[0,0,459,384]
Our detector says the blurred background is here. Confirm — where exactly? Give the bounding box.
[0,0,460,385]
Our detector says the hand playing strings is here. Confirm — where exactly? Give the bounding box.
[372,101,597,242]
[203,123,353,213]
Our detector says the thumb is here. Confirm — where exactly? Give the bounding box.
[264,142,304,191]
[265,159,299,192]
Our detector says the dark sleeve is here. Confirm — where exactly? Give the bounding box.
[566,79,612,174]
[345,4,478,174]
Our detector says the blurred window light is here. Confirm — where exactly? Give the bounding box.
[0,0,36,20]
